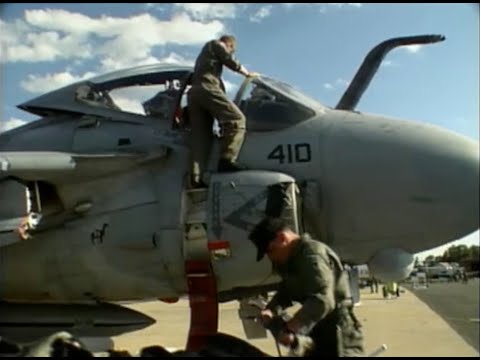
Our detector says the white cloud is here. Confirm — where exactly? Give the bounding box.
[144,4,168,12]
[318,4,363,13]
[283,3,311,8]
[173,3,238,21]
[0,12,94,62]
[100,52,194,72]
[403,44,422,54]
[326,3,362,7]
[0,9,224,64]
[159,52,195,66]
[2,5,367,65]
[100,56,160,72]
[20,71,97,94]
[1,25,92,63]
[95,12,222,68]
[323,78,349,91]
[0,118,27,132]
[335,78,350,87]
[25,9,99,34]
[250,5,273,23]
[381,60,394,68]
[283,3,362,10]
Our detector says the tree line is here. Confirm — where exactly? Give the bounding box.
[421,244,479,272]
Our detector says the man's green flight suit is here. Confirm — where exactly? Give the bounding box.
[188,39,247,184]
[266,234,365,357]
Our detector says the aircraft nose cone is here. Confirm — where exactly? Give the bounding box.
[325,113,479,258]
[393,121,479,247]
[428,129,479,237]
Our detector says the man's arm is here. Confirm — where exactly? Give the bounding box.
[260,282,292,329]
[211,41,253,77]
[287,252,336,333]
[265,282,292,314]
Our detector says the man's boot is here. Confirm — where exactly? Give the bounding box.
[190,173,208,189]
[217,158,248,173]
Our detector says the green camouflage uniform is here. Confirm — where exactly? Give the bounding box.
[188,39,247,183]
[267,234,365,357]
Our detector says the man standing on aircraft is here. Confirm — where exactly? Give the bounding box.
[248,217,365,357]
[188,34,258,187]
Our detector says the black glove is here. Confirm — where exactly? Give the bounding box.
[263,315,288,340]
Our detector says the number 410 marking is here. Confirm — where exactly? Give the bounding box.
[267,143,311,164]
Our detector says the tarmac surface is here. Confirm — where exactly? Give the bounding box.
[111,285,480,357]
[407,278,479,352]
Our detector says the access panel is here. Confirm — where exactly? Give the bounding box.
[206,170,301,292]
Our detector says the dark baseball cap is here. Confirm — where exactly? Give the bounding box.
[248,217,288,261]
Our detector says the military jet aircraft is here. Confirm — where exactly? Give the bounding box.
[0,34,478,350]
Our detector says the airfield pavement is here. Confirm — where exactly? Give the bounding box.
[406,277,479,353]
[111,282,480,357]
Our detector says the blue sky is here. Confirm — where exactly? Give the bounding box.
[0,3,478,257]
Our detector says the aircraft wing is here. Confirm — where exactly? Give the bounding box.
[0,147,171,243]
[0,146,170,184]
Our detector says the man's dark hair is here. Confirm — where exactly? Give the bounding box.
[219,34,236,44]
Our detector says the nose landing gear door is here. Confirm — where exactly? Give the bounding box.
[206,171,300,291]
